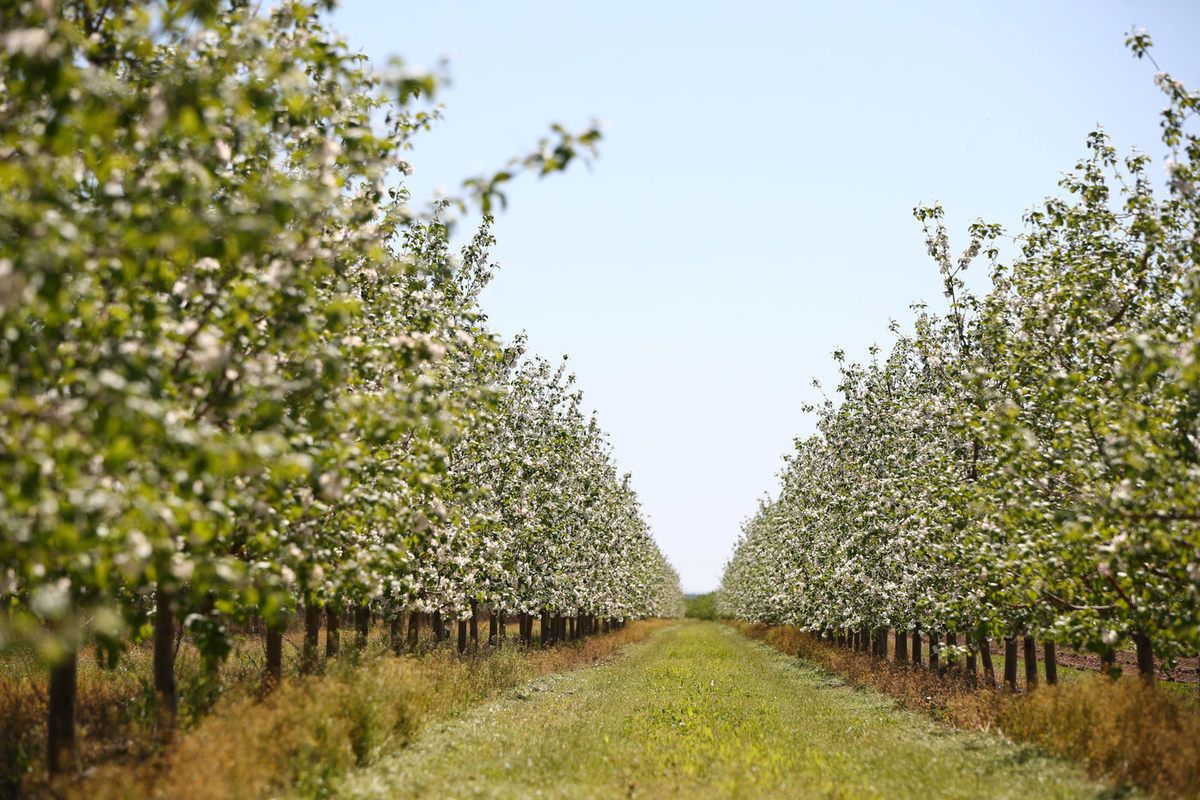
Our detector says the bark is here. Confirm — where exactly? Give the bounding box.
[390,614,404,656]
[569,616,576,641]
[978,633,997,688]
[964,633,978,680]
[912,631,922,667]
[1043,641,1058,686]
[457,619,467,654]
[1134,630,1155,683]
[469,601,479,647]
[489,611,498,645]
[153,584,178,738]
[433,611,445,643]
[946,632,958,673]
[47,647,77,775]
[1023,636,1038,689]
[265,626,283,687]
[1003,636,1018,691]
[303,602,321,674]
[928,632,940,672]
[407,611,420,651]
[325,603,341,658]
[894,629,908,664]
[355,603,370,650]
[1100,646,1117,677]
[540,611,552,648]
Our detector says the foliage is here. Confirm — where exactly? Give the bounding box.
[719,31,1200,671]
[0,0,680,727]
[684,592,718,620]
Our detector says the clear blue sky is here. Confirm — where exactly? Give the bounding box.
[329,1,1200,594]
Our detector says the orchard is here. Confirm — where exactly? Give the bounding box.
[0,0,681,778]
[720,31,1200,691]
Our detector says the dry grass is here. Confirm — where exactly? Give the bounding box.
[733,621,1200,799]
[8,620,670,800]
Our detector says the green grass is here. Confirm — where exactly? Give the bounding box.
[339,621,1134,799]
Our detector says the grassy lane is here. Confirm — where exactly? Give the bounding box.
[341,621,1131,799]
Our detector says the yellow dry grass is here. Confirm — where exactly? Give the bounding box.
[15,620,670,800]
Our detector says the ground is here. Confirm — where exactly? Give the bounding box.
[339,621,1133,799]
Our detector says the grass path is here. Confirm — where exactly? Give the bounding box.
[341,621,1133,799]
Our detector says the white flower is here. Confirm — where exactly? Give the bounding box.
[170,558,195,581]
[317,138,342,167]
[3,28,49,57]
[192,329,224,370]
[317,471,345,501]
[1101,629,1119,646]
[31,578,71,618]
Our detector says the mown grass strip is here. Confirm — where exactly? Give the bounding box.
[342,621,1124,799]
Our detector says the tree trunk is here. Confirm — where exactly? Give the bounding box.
[964,633,978,680]
[153,584,178,738]
[326,603,341,658]
[894,629,908,664]
[265,626,283,687]
[47,647,77,775]
[1023,636,1038,689]
[469,601,479,647]
[978,634,997,688]
[929,632,940,672]
[390,613,404,656]
[433,611,445,643]
[1100,645,1117,677]
[1134,630,1155,683]
[489,611,498,645]
[407,611,420,650]
[457,619,467,654]
[946,632,958,673]
[1043,641,1058,685]
[1003,636,1018,691]
[355,603,370,650]
[912,630,922,667]
[303,602,321,673]
[540,611,552,647]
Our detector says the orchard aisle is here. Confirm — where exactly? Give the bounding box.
[341,622,1125,799]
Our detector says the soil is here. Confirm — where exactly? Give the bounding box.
[987,642,1200,684]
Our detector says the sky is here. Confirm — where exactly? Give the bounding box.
[328,1,1200,594]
